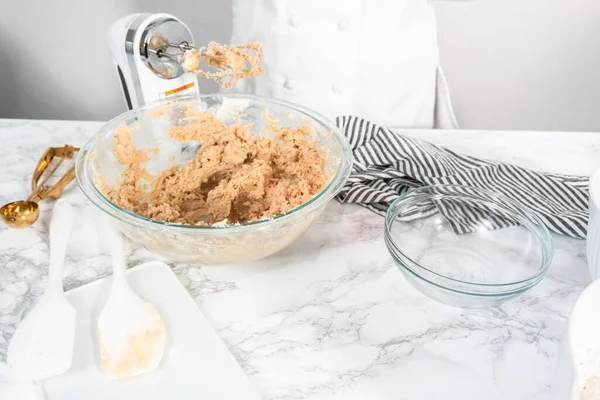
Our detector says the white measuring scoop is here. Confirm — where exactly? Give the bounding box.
[98,219,166,379]
[7,199,76,384]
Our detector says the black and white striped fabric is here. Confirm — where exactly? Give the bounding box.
[335,116,590,239]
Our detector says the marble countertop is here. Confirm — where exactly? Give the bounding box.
[0,119,599,399]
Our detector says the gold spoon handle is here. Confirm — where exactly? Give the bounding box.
[31,145,79,201]
[26,192,42,203]
[43,165,76,199]
[36,156,65,193]
[1,145,79,229]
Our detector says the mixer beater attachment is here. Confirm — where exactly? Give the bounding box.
[147,34,263,89]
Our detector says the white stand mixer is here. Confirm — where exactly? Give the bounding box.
[108,13,200,110]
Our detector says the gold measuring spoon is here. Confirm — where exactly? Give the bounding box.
[0,145,79,229]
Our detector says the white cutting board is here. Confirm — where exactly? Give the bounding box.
[21,261,260,400]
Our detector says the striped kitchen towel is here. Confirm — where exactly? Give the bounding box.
[335,116,590,239]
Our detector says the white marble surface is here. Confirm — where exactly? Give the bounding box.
[0,119,599,399]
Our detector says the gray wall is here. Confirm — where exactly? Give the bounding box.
[437,0,600,131]
[0,0,231,121]
[1,0,599,132]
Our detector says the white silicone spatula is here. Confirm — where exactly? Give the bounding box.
[98,219,166,379]
[7,199,76,383]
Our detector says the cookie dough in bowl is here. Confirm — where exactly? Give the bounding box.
[76,94,353,265]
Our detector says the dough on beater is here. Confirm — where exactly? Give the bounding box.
[181,41,264,90]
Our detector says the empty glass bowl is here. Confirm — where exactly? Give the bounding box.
[588,168,600,279]
[76,94,352,265]
[385,185,554,308]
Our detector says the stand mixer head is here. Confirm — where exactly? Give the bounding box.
[108,13,201,110]
[109,13,263,108]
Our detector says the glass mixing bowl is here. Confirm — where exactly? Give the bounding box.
[76,94,352,265]
[385,185,554,308]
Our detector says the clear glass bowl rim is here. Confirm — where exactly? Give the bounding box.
[384,184,554,291]
[76,93,353,233]
[390,249,544,298]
